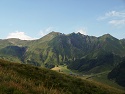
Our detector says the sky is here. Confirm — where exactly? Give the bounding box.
[0,0,125,40]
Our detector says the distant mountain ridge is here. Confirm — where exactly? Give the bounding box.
[0,31,125,67]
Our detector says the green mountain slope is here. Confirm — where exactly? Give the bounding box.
[23,32,63,66]
[0,38,30,62]
[108,57,125,87]
[98,34,125,55]
[0,46,26,62]
[24,32,125,67]
[68,51,122,74]
[0,32,125,70]
[0,59,123,94]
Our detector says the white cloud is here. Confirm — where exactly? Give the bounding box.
[75,28,87,35]
[109,19,125,26]
[98,11,125,20]
[40,27,54,37]
[106,11,125,17]
[98,10,125,26]
[7,31,34,40]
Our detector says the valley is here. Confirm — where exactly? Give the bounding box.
[51,65,125,93]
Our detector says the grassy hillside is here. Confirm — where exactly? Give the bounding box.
[0,59,124,94]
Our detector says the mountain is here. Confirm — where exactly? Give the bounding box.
[0,32,125,70]
[108,57,125,87]
[68,51,122,74]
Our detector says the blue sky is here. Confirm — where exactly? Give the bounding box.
[0,0,125,40]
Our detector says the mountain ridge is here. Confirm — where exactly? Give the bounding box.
[0,31,125,66]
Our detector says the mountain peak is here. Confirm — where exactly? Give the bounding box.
[39,31,63,42]
[48,31,62,35]
[99,33,118,41]
[103,33,112,37]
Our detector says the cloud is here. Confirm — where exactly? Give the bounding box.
[7,31,34,40]
[40,27,54,37]
[98,11,125,20]
[105,11,125,18]
[75,28,87,35]
[109,19,125,26]
[98,10,125,26]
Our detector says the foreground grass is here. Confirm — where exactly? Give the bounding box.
[0,59,124,94]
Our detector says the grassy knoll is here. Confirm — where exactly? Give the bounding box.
[51,65,74,74]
